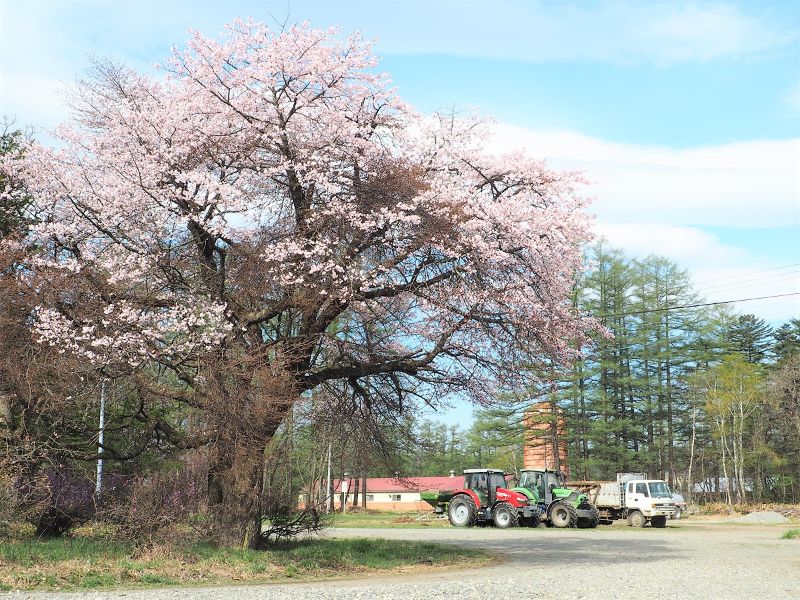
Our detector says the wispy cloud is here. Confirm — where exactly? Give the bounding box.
[487,124,800,229]
[782,81,800,119]
[594,223,747,265]
[373,1,797,65]
[596,222,800,320]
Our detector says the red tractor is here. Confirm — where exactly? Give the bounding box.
[446,469,539,528]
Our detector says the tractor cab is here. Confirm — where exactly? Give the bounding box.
[463,468,508,507]
[513,468,599,529]
[518,469,566,504]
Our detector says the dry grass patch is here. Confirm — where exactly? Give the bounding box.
[332,511,450,528]
[0,527,492,591]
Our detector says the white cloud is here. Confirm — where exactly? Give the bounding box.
[486,124,800,229]
[593,222,799,321]
[594,223,747,265]
[483,124,800,321]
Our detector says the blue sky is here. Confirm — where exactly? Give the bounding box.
[1,0,799,425]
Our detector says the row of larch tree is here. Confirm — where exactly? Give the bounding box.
[493,247,796,504]
[560,245,799,505]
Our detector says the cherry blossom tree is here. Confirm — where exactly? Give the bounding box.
[3,20,597,546]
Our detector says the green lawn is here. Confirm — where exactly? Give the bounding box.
[0,526,489,591]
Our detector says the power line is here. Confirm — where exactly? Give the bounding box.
[694,272,800,295]
[694,277,800,297]
[691,262,800,286]
[592,291,800,320]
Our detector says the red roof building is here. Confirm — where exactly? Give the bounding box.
[330,475,462,511]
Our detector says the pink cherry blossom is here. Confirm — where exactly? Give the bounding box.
[4,20,600,405]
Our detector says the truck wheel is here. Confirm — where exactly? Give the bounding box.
[550,502,578,528]
[651,515,667,528]
[577,506,600,529]
[627,510,646,528]
[448,495,478,527]
[672,507,682,520]
[493,502,519,529]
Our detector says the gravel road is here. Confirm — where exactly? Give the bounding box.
[8,522,800,600]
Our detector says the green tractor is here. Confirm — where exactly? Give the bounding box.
[512,468,599,528]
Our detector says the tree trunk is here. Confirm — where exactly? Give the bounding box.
[352,477,360,507]
[665,314,674,487]
[717,417,732,505]
[0,392,13,434]
[687,402,697,503]
[208,441,268,549]
[361,472,367,509]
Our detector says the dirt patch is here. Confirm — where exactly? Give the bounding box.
[735,511,791,524]
[390,515,415,524]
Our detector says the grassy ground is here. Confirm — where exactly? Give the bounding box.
[330,510,451,528]
[0,525,492,591]
[781,528,800,539]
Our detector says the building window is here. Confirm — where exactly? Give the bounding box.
[366,494,374,502]
[390,494,402,502]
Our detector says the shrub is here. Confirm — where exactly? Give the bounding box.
[17,469,100,537]
[107,468,206,548]
[260,505,327,545]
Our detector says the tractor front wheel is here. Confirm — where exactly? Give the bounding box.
[448,495,478,528]
[550,502,578,528]
[651,515,667,528]
[493,502,519,529]
[627,510,646,528]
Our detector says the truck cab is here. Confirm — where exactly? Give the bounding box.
[622,479,676,528]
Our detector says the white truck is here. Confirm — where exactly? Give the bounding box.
[582,472,676,528]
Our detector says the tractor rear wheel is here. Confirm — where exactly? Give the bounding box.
[493,502,519,529]
[577,505,600,528]
[627,510,646,528]
[448,495,478,527]
[651,515,667,528]
[550,502,578,528]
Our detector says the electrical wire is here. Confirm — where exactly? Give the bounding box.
[694,274,800,296]
[693,270,800,294]
[691,262,800,286]
[591,291,800,320]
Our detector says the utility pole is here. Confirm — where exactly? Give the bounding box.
[95,378,107,500]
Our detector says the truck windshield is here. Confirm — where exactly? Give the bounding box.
[648,481,672,498]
